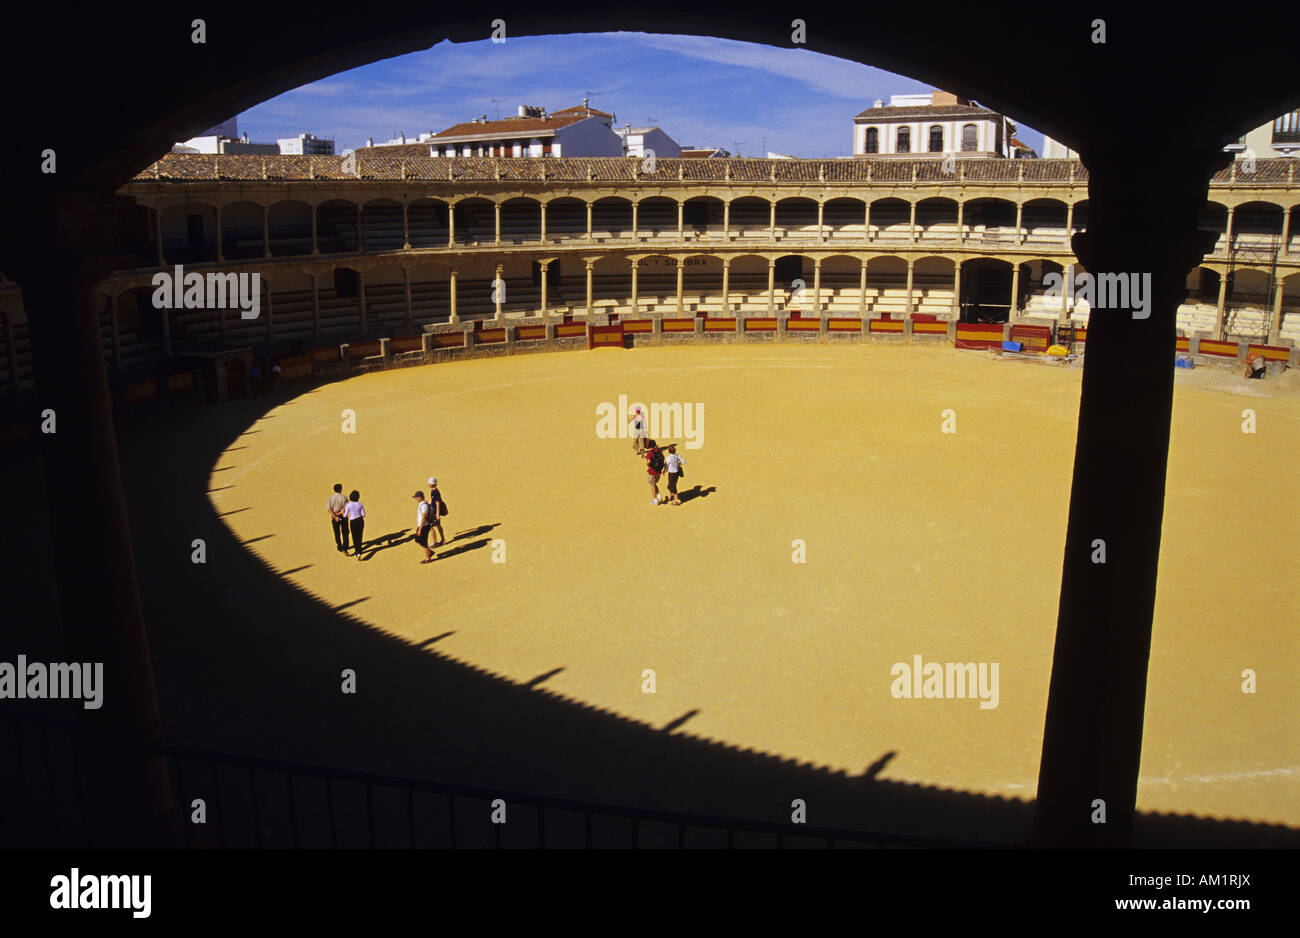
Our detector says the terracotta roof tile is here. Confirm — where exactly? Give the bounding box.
[854,104,999,121]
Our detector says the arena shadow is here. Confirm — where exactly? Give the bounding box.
[84,382,1300,847]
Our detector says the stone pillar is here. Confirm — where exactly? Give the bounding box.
[1281,206,1292,256]
[904,258,914,317]
[448,201,456,246]
[676,257,685,315]
[818,201,825,243]
[540,202,547,243]
[767,259,776,313]
[311,272,321,342]
[585,259,594,317]
[402,202,411,250]
[677,201,684,240]
[494,202,501,245]
[721,257,730,316]
[1224,205,1235,253]
[813,257,822,316]
[154,207,165,266]
[358,269,367,337]
[1064,202,1074,248]
[495,263,505,321]
[262,205,271,258]
[379,336,392,367]
[723,201,730,240]
[630,260,638,315]
[14,190,180,846]
[769,201,776,239]
[539,260,549,316]
[421,332,434,362]
[587,201,594,242]
[1269,277,1284,345]
[952,262,961,319]
[311,204,319,255]
[957,201,965,244]
[909,200,917,243]
[864,201,872,243]
[1010,263,1021,321]
[859,262,868,316]
[1015,202,1024,245]
[449,268,459,324]
[215,204,224,261]
[403,267,413,332]
[631,201,638,240]
[1216,269,1228,340]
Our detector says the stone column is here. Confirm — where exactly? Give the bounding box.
[311,272,321,342]
[262,205,271,258]
[952,262,961,319]
[1269,277,1285,345]
[1224,205,1235,253]
[818,201,825,243]
[676,258,685,315]
[904,258,915,317]
[767,259,776,313]
[540,201,547,244]
[1064,202,1074,248]
[215,205,224,261]
[630,260,638,315]
[769,201,776,239]
[813,257,822,316]
[585,259,595,317]
[1015,202,1024,245]
[449,268,459,324]
[587,201,594,242]
[1280,206,1292,256]
[723,201,730,240]
[358,269,367,337]
[154,207,165,266]
[631,201,638,240]
[1010,263,1021,321]
[539,260,550,316]
[494,201,501,245]
[403,267,413,332]
[957,201,965,244]
[495,263,505,321]
[448,201,456,246]
[859,262,868,316]
[1216,269,1228,340]
[402,202,411,250]
[14,189,180,846]
[864,201,872,243]
[721,257,731,316]
[909,200,917,243]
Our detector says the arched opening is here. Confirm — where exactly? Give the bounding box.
[160,201,217,264]
[591,197,633,242]
[631,254,678,314]
[500,197,542,246]
[864,256,907,317]
[824,197,867,242]
[774,197,819,241]
[361,198,404,252]
[407,197,449,248]
[913,255,956,319]
[682,196,724,241]
[219,201,266,260]
[870,197,911,242]
[316,199,359,254]
[964,197,1018,244]
[819,254,864,313]
[727,254,770,314]
[916,197,958,242]
[959,257,1014,322]
[729,197,772,241]
[451,197,494,246]
[267,200,313,257]
[1022,198,1069,245]
[635,197,677,242]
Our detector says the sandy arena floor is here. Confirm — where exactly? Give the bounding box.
[210,343,1299,826]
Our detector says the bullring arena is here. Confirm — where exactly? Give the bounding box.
[3,154,1298,844]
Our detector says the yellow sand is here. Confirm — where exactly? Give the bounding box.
[211,343,1299,826]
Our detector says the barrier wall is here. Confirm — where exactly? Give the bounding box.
[955,323,1005,349]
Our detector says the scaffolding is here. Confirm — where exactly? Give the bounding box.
[1223,233,1280,343]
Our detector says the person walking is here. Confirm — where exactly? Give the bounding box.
[664,444,685,505]
[630,406,648,455]
[327,483,350,553]
[427,477,447,547]
[412,491,434,563]
[644,439,665,505]
[344,489,366,559]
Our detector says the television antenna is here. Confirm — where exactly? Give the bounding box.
[733,141,749,157]
[490,98,507,121]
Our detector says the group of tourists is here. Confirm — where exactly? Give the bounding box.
[325,476,448,563]
[630,407,686,506]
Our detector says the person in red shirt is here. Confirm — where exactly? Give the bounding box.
[644,439,665,505]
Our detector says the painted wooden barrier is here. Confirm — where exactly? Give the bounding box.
[955,322,1005,349]
[703,318,737,332]
[744,317,778,332]
[1010,324,1052,353]
[589,323,625,349]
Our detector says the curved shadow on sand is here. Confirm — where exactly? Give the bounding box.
[110,379,1299,847]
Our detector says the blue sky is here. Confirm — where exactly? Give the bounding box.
[238,33,1045,158]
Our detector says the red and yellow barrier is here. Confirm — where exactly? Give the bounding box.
[704,318,736,332]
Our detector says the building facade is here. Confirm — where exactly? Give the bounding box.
[854,91,1016,158]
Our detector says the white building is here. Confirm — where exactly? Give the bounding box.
[175,117,277,154]
[853,90,1016,158]
[1225,108,1300,159]
[421,101,624,158]
[1041,136,1077,159]
[278,133,335,155]
[614,124,681,159]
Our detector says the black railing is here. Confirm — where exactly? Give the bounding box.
[2,713,1009,849]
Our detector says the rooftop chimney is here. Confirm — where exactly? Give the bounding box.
[518,105,527,117]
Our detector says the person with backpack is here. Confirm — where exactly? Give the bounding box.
[412,491,434,563]
[427,477,447,547]
[343,489,366,559]
[644,439,665,505]
[664,444,685,505]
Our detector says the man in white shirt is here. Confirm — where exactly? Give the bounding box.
[630,407,648,455]
[327,483,349,553]
[412,491,434,563]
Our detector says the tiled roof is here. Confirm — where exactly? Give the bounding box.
[854,104,1000,121]
[430,114,585,140]
[126,153,1105,184]
[552,104,613,119]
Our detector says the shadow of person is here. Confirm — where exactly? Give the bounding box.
[360,529,411,561]
[448,522,500,544]
[435,538,491,561]
[677,485,716,504]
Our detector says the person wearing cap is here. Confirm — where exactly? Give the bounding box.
[630,407,648,455]
[343,489,366,559]
[412,491,434,563]
[427,477,447,547]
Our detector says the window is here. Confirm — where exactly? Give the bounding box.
[864,127,879,153]
[929,125,944,152]
[961,124,978,152]
[1273,108,1300,144]
[897,126,910,153]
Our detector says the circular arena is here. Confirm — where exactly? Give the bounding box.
[187,341,1298,831]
